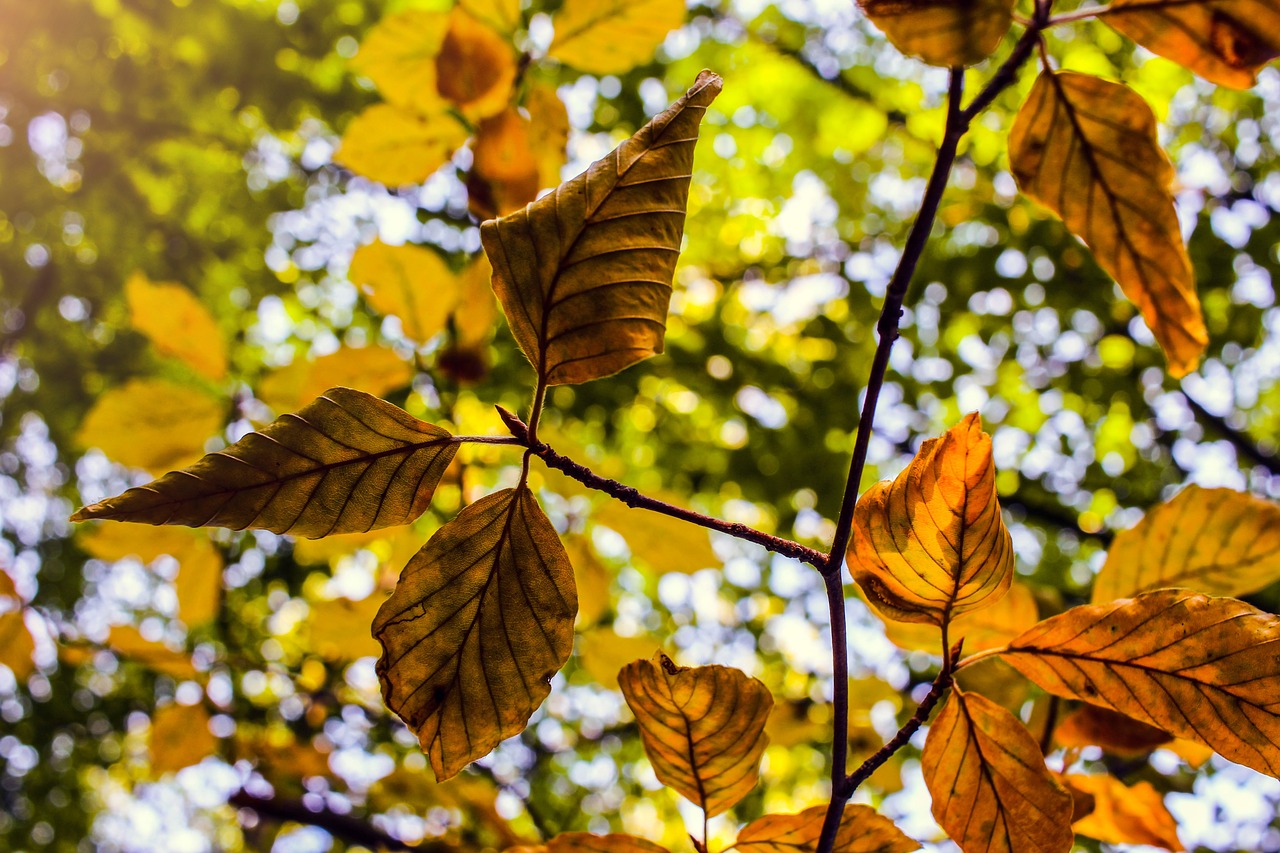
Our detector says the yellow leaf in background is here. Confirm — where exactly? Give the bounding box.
[150,703,216,774]
[350,9,451,114]
[233,727,334,785]
[1054,704,1173,756]
[872,580,1037,654]
[310,594,386,661]
[548,0,685,74]
[564,536,610,627]
[0,608,35,681]
[336,104,469,186]
[594,495,720,575]
[435,7,517,120]
[1104,0,1280,89]
[849,413,1012,626]
[548,834,671,853]
[469,106,541,220]
[291,527,393,565]
[460,0,521,34]
[1065,774,1184,852]
[374,487,577,779]
[258,344,413,413]
[350,241,460,345]
[79,523,223,626]
[618,652,772,817]
[733,804,919,853]
[103,626,200,680]
[922,690,1074,853]
[76,379,224,475]
[173,538,223,626]
[0,569,15,601]
[577,628,658,689]
[1008,71,1205,377]
[526,82,570,190]
[125,272,228,381]
[858,0,1014,67]
[482,70,721,385]
[1166,738,1214,768]
[454,254,498,347]
[1002,589,1280,778]
[1092,485,1280,603]
[766,698,828,749]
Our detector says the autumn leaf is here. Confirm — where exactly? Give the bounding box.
[351,9,451,114]
[731,804,919,853]
[0,569,15,601]
[335,104,469,186]
[564,536,610,628]
[373,487,577,779]
[151,703,217,774]
[872,580,1037,654]
[849,413,1013,626]
[72,388,458,538]
[921,690,1074,853]
[125,272,227,381]
[858,0,1014,67]
[547,834,671,853]
[547,0,686,74]
[526,82,570,190]
[618,652,772,817]
[594,492,720,574]
[80,522,224,626]
[1064,774,1183,851]
[1054,705,1173,756]
[258,344,414,413]
[1002,588,1280,778]
[435,6,517,120]
[577,628,658,689]
[96,626,201,680]
[1092,485,1280,602]
[1008,71,1205,376]
[469,106,541,219]
[309,593,386,661]
[0,608,36,681]
[481,70,722,386]
[75,379,225,475]
[1103,0,1280,89]
[453,254,500,348]
[460,0,521,35]
[349,241,459,345]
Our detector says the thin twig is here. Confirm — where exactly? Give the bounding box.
[841,665,953,799]
[229,790,450,853]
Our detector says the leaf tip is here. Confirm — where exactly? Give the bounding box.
[691,69,723,97]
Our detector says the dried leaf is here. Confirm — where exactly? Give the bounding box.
[922,690,1074,853]
[374,487,577,779]
[618,652,772,817]
[72,388,457,538]
[436,7,517,119]
[1009,71,1205,376]
[594,493,720,574]
[849,413,1013,626]
[481,71,721,385]
[577,628,658,688]
[1092,485,1280,603]
[1064,774,1184,851]
[858,0,1014,67]
[336,103,469,186]
[125,272,227,381]
[350,241,459,345]
[151,703,216,774]
[350,9,451,114]
[258,344,413,413]
[733,804,920,853]
[1002,588,1280,778]
[0,608,35,681]
[75,379,225,475]
[1054,705,1173,756]
[548,834,671,853]
[547,0,686,74]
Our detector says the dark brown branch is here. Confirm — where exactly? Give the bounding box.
[229,790,451,853]
[1181,392,1280,476]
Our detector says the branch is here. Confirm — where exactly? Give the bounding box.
[229,790,451,853]
[1181,391,1280,476]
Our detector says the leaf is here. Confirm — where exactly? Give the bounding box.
[469,105,541,220]
[548,834,671,853]
[1001,588,1280,778]
[873,580,1037,654]
[258,344,414,413]
[454,254,500,347]
[173,538,223,626]
[0,608,35,681]
[1008,71,1205,377]
[335,103,469,186]
[102,626,201,680]
[125,271,228,380]
[80,523,224,626]
[75,378,225,475]
[309,593,386,661]
[527,82,570,190]
[921,690,1074,853]
[1054,705,1173,756]
[849,413,1013,626]
[1103,0,1280,89]
[547,0,686,74]
[435,6,517,120]
[481,70,722,386]
[618,651,772,817]
[857,0,1014,67]
[460,0,521,35]
[72,388,458,538]
[565,536,610,627]
[373,487,577,780]
[732,804,920,853]
[594,493,720,574]
[577,628,658,688]
[0,569,15,601]
[1064,774,1184,851]
[1091,485,1280,603]
[150,703,217,774]
[350,9,451,114]
[349,241,460,345]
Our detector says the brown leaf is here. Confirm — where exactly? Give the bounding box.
[849,413,1013,626]
[1065,774,1184,851]
[1008,71,1205,376]
[469,106,542,219]
[547,834,671,853]
[374,487,577,779]
[1054,705,1173,756]
[151,703,217,774]
[1002,588,1280,778]
[1092,485,1280,603]
[858,0,1015,66]
[733,804,919,853]
[71,388,457,538]
[921,690,1074,853]
[618,651,772,817]
[481,71,722,386]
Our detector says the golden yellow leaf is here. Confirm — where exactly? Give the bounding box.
[1008,71,1205,377]
[310,593,386,661]
[1166,738,1214,768]
[80,523,225,626]
[1064,774,1183,852]
[618,652,772,817]
[548,0,685,74]
[526,82,570,190]
[766,698,829,749]
[565,536,610,627]
[455,254,499,347]
[594,493,720,574]
[125,271,228,381]
[350,9,451,114]
[577,629,658,688]
[258,344,414,413]
[0,608,35,681]
[233,726,334,784]
[548,834,670,853]
[1054,704,1173,756]
[72,388,457,538]
[1002,588,1280,778]
[173,538,223,626]
[849,413,1013,626]
[75,379,225,475]
[0,569,15,601]
[1092,485,1280,603]
[733,804,919,853]
[335,103,469,187]
[460,0,521,34]
[1104,0,1280,89]
[104,626,201,680]
[350,241,459,345]
[436,7,517,119]
[291,527,393,565]
[858,0,1014,67]
[921,690,1074,853]
[873,580,1037,654]
[151,703,216,774]
[374,487,577,779]
[469,106,541,220]
[481,70,722,385]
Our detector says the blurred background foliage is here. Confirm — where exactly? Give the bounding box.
[3,0,1280,849]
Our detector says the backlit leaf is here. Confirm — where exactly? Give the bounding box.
[125,271,228,381]
[858,0,1014,67]
[733,804,919,853]
[1091,485,1280,603]
[1104,0,1280,89]
[336,103,469,187]
[436,6,517,119]
[455,254,500,347]
[565,536,610,627]
[547,0,686,74]
[350,9,451,114]
[849,413,1013,625]
[594,492,720,574]
[258,344,413,413]
[577,628,658,688]
[469,106,541,219]
[0,608,35,681]
[72,388,457,538]
[1064,774,1183,851]
[921,690,1074,853]
[873,580,1037,654]
[151,703,216,774]
[80,522,224,626]
[618,651,772,817]
[374,487,577,779]
[527,82,570,189]
[102,626,200,680]
[349,241,459,345]
[460,0,521,35]
[75,379,225,475]
[1002,588,1280,778]
[0,569,15,601]
[1054,705,1173,756]
[310,593,386,661]
[547,834,671,853]
[1008,71,1205,376]
[173,538,223,626]
[481,70,722,385]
